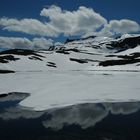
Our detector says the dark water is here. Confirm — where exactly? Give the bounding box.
[0,93,140,140]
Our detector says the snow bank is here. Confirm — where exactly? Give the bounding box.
[0,71,140,111]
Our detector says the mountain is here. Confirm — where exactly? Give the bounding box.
[0,34,140,111]
[0,34,140,72]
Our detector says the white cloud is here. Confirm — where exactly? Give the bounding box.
[0,36,54,49]
[0,37,32,49]
[109,19,140,34]
[0,6,139,38]
[98,19,140,37]
[32,38,54,49]
[0,6,107,37]
[40,5,107,36]
[0,18,58,37]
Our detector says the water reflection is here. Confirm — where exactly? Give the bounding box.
[0,92,44,120]
[43,102,140,130]
[0,92,140,140]
[43,104,108,130]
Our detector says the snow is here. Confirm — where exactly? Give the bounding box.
[120,33,140,40]
[116,45,140,55]
[0,35,140,111]
[0,71,140,111]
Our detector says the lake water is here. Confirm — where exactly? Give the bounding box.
[0,92,140,140]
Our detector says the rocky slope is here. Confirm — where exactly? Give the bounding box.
[0,34,140,73]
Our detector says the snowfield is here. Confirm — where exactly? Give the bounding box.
[0,71,140,111]
[0,34,140,111]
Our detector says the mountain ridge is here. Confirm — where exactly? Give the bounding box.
[0,34,140,73]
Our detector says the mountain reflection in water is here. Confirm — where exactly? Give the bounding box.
[0,92,140,140]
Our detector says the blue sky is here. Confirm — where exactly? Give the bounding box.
[0,0,140,49]
[0,0,140,22]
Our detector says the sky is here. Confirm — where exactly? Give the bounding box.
[0,0,140,50]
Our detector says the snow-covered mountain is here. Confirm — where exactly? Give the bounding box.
[0,34,140,110]
[0,34,140,72]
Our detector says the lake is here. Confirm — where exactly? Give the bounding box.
[0,92,140,140]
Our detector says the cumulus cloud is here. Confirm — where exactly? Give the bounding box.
[0,6,139,38]
[0,37,32,49]
[0,36,54,49]
[40,5,107,36]
[0,18,58,37]
[0,6,107,37]
[109,19,140,34]
[99,19,140,37]
[32,38,54,49]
